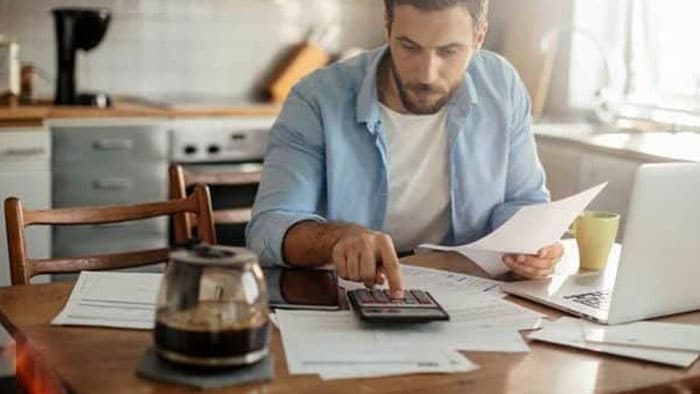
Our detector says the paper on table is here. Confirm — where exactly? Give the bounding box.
[339,265,541,331]
[401,265,505,297]
[277,309,531,358]
[317,350,478,380]
[418,183,607,276]
[52,271,161,330]
[431,291,544,330]
[338,264,505,297]
[277,310,479,378]
[584,321,700,352]
[529,317,700,368]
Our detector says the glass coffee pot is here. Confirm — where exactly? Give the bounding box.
[154,244,270,367]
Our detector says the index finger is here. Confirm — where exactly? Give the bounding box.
[377,236,404,298]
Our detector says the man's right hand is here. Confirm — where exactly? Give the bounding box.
[331,228,404,299]
[283,221,404,299]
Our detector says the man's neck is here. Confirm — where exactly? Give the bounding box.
[377,53,410,114]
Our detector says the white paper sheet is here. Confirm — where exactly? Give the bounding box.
[431,291,544,330]
[338,264,505,297]
[418,183,607,276]
[52,271,161,330]
[276,309,531,362]
[584,321,700,352]
[277,310,482,380]
[340,266,542,331]
[317,350,478,380]
[401,265,505,297]
[529,317,699,368]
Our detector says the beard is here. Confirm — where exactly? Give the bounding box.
[390,57,456,115]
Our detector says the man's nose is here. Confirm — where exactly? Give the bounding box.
[417,52,441,85]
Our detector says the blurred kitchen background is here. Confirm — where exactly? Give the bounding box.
[0,0,698,286]
[2,0,698,118]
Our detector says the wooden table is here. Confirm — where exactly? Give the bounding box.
[1,251,700,394]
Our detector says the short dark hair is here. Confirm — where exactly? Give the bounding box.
[384,0,489,31]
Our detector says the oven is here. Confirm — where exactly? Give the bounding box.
[169,117,276,246]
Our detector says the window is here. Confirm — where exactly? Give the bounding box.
[569,0,700,127]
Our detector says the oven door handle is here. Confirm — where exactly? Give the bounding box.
[93,139,134,151]
[93,178,132,190]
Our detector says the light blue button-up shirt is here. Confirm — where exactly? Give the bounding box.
[246,46,550,265]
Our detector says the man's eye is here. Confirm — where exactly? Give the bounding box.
[438,48,458,56]
[402,44,419,52]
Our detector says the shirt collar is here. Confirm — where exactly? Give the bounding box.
[356,45,480,133]
[355,46,388,134]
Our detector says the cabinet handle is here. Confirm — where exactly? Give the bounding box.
[93,222,130,229]
[93,139,134,151]
[2,147,46,157]
[93,178,132,190]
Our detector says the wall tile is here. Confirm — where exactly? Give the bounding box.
[0,0,384,99]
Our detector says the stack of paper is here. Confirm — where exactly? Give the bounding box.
[529,317,700,368]
[52,271,161,329]
[584,321,700,352]
[277,310,479,380]
[418,183,607,276]
[278,264,545,380]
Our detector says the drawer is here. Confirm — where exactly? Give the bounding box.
[0,129,50,171]
[52,124,168,166]
[53,162,168,207]
[52,218,168,257]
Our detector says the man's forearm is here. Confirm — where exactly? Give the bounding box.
[282,221,361,267]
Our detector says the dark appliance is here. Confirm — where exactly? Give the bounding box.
[169,117,276,246]
[53,8,112,107]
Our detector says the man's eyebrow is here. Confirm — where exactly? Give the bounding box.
[396,36,422,47]
[438,43,466,50]
[396,36,467,49]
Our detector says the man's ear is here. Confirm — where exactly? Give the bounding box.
[474,21,488,50]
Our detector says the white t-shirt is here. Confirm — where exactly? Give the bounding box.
[379,103,451,252]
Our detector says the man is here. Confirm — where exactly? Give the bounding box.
[247,0,564,299]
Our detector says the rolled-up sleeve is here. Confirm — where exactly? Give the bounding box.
[246,87,327,265]
[488,75,550,231]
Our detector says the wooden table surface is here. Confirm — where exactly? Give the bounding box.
[1,251,700,394]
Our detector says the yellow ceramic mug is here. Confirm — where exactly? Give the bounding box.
[573,211,620,271]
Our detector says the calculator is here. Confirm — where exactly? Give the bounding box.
[347,288,450,323]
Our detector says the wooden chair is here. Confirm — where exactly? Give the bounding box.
[169,164,261,237]
[4,185,216,285]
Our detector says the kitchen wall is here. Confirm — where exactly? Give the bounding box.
[0,0,385,101]
[1,0,574,114]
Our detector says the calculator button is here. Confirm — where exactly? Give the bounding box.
[356,290,374,304]
[411,290,435,305]
[402,292,419,304]
[371,289,390,303]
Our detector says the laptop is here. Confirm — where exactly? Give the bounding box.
[502,163,700,325]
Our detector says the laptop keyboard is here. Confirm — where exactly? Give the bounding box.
[563,290,611,310]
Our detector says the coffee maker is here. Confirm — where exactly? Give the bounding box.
[53,8,112,107]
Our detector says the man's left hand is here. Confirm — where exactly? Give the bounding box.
[502,243,564,279]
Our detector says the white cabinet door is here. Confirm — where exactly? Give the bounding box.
[536,138,584,200]
[0,129,51,286]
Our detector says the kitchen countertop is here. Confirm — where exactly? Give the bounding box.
[2,105,698,164]
[0,98,282,127]
[533,123,700,163]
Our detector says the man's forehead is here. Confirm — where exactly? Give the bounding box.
[389,4,475,47]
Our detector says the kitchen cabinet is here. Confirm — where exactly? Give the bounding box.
[49,119,169,270]
[0,128,51,286]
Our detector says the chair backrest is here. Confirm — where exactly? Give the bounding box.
[4,185,216,285]
[169,164,261,229]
